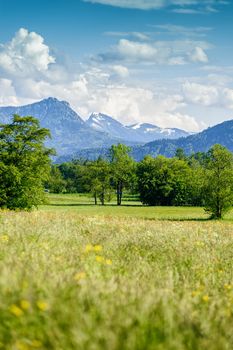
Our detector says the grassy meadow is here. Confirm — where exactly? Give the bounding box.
[1,194,233,349]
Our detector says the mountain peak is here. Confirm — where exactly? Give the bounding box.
[42,97,71,108]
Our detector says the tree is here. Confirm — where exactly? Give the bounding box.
[83,158,112,205]
[47,165,66,193]
[137,156,195,206]
[203,144,233,219]
[109,144,135,206]
[137,156,173,206]
[175,148,186,161]
[0,115,54,210]
[58,160,87,193]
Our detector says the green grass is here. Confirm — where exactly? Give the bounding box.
[42,193,233,221]
[1,195,233,349]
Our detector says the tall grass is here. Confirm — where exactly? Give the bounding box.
[0,210,233,349]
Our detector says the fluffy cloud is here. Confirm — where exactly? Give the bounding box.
[98,38,210,65]
[0,66,201,132]
[0,28,228,133]
[116,39,159,61]
[189,47,208,63]
[111,65,129,78]
[183,82,219,105]
[0,28,55,77]
[223,88,233,109]
[76,81,201,131]
[183,82,233,110]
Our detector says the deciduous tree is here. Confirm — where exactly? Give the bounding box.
[0,115,54,210]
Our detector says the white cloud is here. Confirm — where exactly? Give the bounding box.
[153,24,213,37]
[223,88,233,109]
[189,47,208,63]
[117,39,159,61]
[83,0,227,11]
[0,28,55,77]
[0,27,229,133]
[183,82,219,106]
[0,79,18,105]
[83,0,171,10]
[105,31,150,41]
[111,65,129,78]
[98,38,210,65]
[182,81,233,110]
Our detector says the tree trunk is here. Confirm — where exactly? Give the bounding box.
[94,192,97,205]
[101,190,105,206]
[117,181,123,206]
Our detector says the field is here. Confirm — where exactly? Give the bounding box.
[1,194,233,350]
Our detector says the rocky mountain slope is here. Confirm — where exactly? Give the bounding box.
[0,97,190,155]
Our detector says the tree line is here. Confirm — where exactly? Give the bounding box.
[1,115,233,219]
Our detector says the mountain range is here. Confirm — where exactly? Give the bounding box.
[59,118,233,162]
[0,97,232,162]
[0,97,190,155]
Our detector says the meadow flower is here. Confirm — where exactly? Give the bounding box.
[20,300,30,311]
[202,295,210,302]
[36,300,49,311]
[94,245,103,252]
[96,256,104,263]
[9,304,23,317]
[85,244,93,253]
[105,259,112,265]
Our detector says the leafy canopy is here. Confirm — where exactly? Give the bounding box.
[0,115,54,210]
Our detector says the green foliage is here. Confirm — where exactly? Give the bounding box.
[58,161,88,193]
[203,144,233,219]
[137,156,194,206]
[0,115,53,210]
[83,158,112,205]
[175,147,187,160]
[47,166,66,193]
[47,144,233,214]
[109,144,136,205]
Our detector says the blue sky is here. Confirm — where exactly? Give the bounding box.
[0,0,232,131]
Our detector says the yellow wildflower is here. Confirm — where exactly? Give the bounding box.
[85,244,93,253]
[191,291,200,298]
[202,295,210,303]
[96,255,104,263]
[20,300,30,311]
[105,259,112,265]
[94,245,103,252]
[36,300,49,311]
[9,304,23,317]
[74,272,86,281]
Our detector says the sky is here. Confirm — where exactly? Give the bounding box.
[0,0,233,131]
